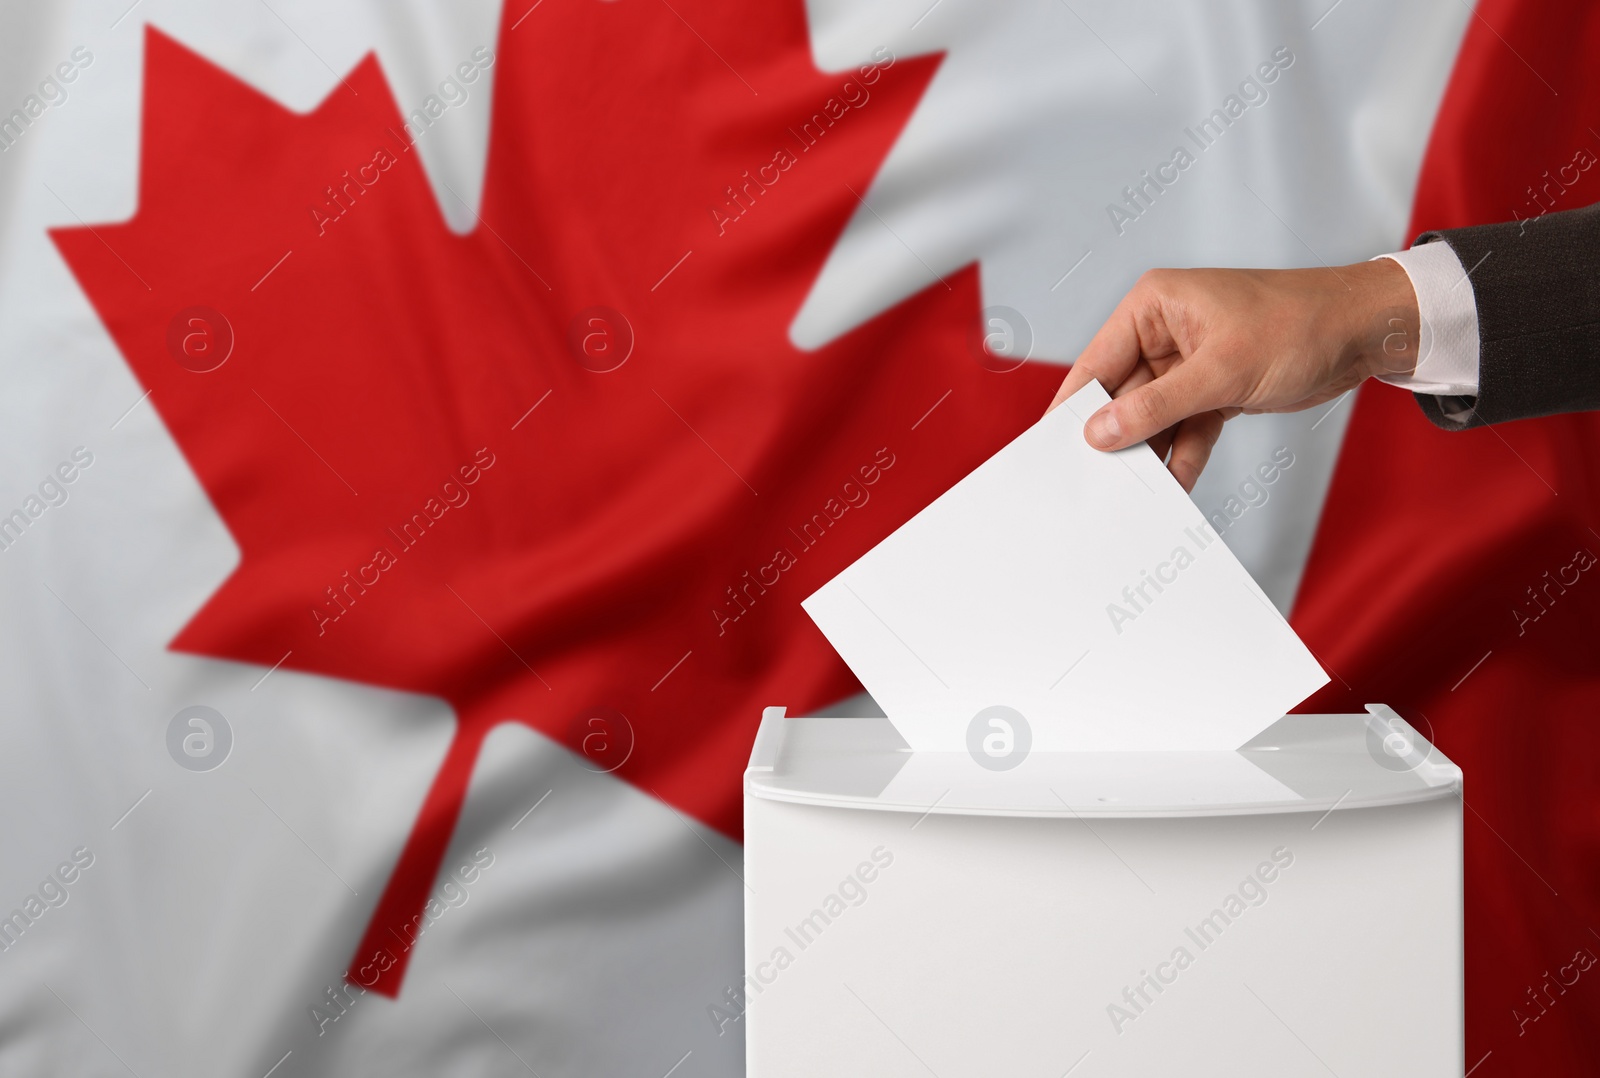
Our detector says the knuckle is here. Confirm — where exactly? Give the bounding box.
[1126,382,1169,429]
[1070,354,1103,380]
[1137,267,1174,292]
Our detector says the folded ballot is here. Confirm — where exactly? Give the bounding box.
[802,381,1328,752]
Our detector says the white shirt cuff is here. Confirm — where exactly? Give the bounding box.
[1370,241,1481,397]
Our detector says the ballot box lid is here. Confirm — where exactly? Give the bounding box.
[745,705,1461,819]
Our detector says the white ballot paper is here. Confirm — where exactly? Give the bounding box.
[802,381,1329,752]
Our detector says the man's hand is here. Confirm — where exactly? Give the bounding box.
[1047,259,1420,491]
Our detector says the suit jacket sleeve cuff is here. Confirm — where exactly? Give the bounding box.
[1407,201,1600,430]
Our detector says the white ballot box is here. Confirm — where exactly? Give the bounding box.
[742,705,1463,1077]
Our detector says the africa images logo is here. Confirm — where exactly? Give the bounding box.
[966,705,1031,771]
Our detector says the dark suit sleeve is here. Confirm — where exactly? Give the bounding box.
[1409,199,1600,429]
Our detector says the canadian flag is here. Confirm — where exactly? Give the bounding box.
[0,0,1595,1074]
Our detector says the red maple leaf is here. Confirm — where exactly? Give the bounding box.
[53,6,1061,994]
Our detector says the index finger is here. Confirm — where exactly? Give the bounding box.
[1045,301,1144,413]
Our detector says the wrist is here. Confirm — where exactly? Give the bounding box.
[1345,256,1422,381]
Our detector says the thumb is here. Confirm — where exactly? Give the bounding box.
[1083,355,1234,450]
